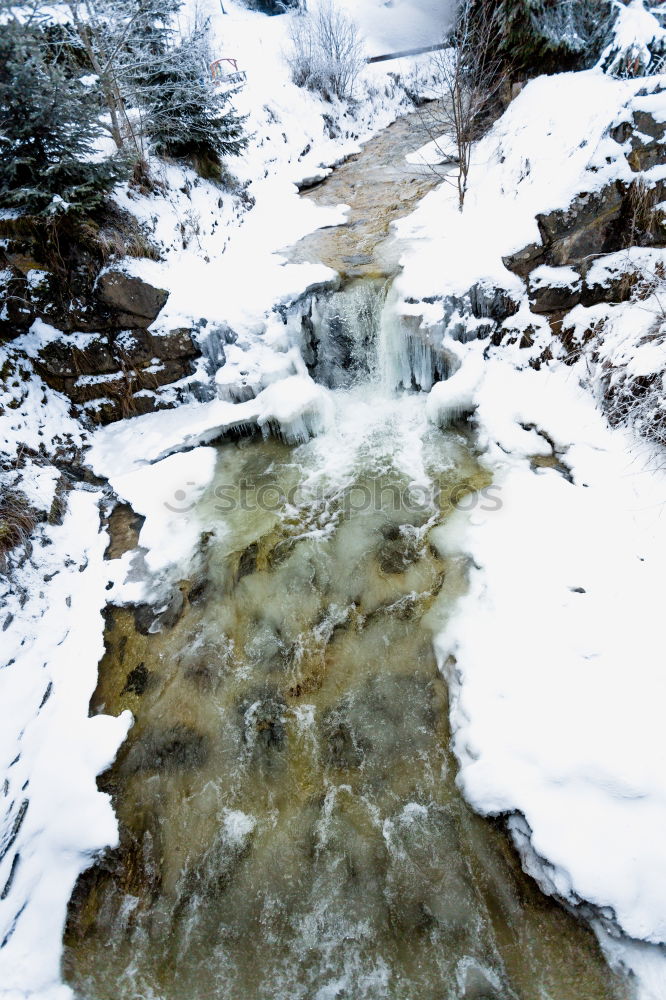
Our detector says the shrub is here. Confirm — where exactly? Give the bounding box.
[287,0,364,102]
[0,490,39,575]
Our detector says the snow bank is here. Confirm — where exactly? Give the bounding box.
[110,448,218,576]
[333,0,455,58]
[0,493,132,1000]
[425,343,484,427]
[431,358,666,988]
[87,374,333,479]
[406,131,459,166]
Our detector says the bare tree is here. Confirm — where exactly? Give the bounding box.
[65,1,139,153]
[419,0,507,212]
[287,0,364,102]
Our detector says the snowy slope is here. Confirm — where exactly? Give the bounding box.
[392,65,666,998]
[0,494,132,1000]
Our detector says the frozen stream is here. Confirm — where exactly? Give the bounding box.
[63,377,622,1000]
[62,105,627,998]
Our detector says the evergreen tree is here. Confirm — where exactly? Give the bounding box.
[0,17,126,216]
[64,0,247,175]
[472,0,612,77]
[600,0,666,78]
[138,21,248,177]
[242,0,300,13]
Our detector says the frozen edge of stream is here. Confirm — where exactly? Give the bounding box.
[426,353,666,999]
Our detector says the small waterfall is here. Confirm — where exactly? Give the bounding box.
[377,285,449,393]
[291,278,450,395]
[303,279,389,389]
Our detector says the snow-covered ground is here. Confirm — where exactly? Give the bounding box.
[390,64,666,999]
[432,358,666,994]
[0,493,132,1000]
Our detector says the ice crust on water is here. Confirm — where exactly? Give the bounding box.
[425,344,485,428]
[88,374,334,480]
[109,447,218,577]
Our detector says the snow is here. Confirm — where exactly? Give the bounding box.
[432,360,666,953]
[586,245,666,289]
[87,374,333,479]
[109,447,218,577]
[425,341,484,427]
[0,493,132,1000]
[529,263,581,289]
[395,69,643,305]
[190,0,456,62]
[334,0,454,57]
[405,130,459,165]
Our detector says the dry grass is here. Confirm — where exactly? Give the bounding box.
[589,259,666,452]
[625,178,659,246]
[598,360,666,451]
[0,491,39,574]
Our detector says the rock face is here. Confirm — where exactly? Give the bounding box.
[616,102,666,173]
[496,91,666,363]
[537,184,626,265]
[33,324,199,424]
[1,238,202,424]
[469,282,520,322]
[95,270,169,327]
[503,183,629,277]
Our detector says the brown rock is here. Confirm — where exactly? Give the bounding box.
[150,327,198,361]
[37,334,116,381]
[536,184,625,264]
[502,241,549,277]
[96,270,168,324]
[528,277,582,314]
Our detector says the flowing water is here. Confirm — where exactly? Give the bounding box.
[287,106,448,281]
[63,379,623,1000]
[63,111,626,999]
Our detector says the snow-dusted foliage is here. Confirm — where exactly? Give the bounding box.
[139,15,247,177]
[570,249,666,449]
[472,0,609,76]
[0,12,126,215]
[287,0,365,101]
[600,0,666,77]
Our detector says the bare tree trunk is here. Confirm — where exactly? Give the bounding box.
[66,1,141,155]
[416,0,508,212]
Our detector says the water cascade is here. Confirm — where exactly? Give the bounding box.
[63,278,623,1000]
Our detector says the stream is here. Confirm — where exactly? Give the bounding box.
[62,109,626,1000]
